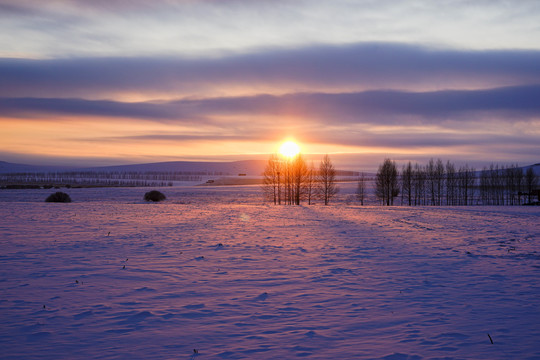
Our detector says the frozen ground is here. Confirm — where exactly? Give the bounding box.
[1,185,539,359]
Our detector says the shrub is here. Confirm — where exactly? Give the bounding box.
[45,192,72,203]
[144,190,166,202]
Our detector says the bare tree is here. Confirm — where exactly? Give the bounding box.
[376,158,399,206]
[525,167,538,203]
[305,161,316,205]
[490,164,503,205]
[401,162,413,206]
[446,160,457,206]
[426,159,436,205]
[479,166,490,205]
[292,154,308,205]
[282,157,292,204]
[504,164,523,205]
[262,154,282,204]
[515,165,524,205]
[435,159,445,206]
[480,163,506,205]
[458,164,476,205]
[425,158,444,205]
[318,154,339,205]
[356,172,367,205]
[413,163,426,205]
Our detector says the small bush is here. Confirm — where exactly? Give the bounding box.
[45,192,72,203]
[144,190,166,202]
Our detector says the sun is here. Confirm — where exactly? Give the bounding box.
[279,140,301,158]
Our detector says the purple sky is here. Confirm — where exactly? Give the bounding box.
[1,1,539,170]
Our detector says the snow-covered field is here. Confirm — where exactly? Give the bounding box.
[1,185,539,359]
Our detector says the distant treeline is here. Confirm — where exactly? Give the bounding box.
[371,159,539,206]
[335,170,360,177]
[0,170,209,188]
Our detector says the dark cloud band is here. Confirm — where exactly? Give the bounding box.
[2,43,540,97]
[2,84,539,123]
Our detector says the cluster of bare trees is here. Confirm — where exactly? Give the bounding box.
[479,164,538,205]
[262,154,338,205]
[374,158,539,206]
[375,159,400,206]
[398,159,476,206]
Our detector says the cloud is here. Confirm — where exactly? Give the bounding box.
[71,133,280,144]
[305,131,540,150]
[0,97,205,122]
[2,43,540,98]
[82,129,539,152]
[2,85,539,124]
[2,1,539,168]
[2,0,540,58]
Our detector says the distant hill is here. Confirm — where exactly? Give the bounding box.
[524,163,540,176]
[0,160,267,176]
[0,161,72,174]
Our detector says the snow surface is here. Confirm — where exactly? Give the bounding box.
[1,184,539,359]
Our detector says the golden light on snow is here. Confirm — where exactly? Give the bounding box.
[279,140,301,158]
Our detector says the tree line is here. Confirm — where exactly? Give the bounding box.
[262,154,339,205]
[373,158,539,206]
[0,171,203,187]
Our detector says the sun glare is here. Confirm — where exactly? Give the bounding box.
[279,140,301,158]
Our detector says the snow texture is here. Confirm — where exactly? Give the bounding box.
[1,184,539,359]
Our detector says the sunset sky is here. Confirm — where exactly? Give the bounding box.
[1,0,539,170]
